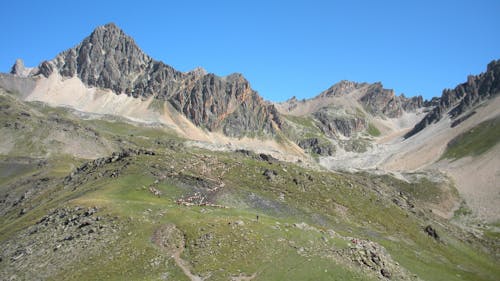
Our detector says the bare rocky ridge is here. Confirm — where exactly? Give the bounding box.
[405,59,500,138]
[28,23,283,138]
[279,80,426,119]
[10,59,32,77]
[275,80,430,157]
[313,108,368,138]
[5,23,428,152]
[358,82,423,118]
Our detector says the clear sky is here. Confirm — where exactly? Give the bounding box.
[1,0,499,101]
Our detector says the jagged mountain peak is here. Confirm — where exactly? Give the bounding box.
[83,22,144,56]
[274,78,425,121]
[405,59,500,138]
[318,80,366,98]
[486,59,499,72]
[96,22,121,32]
[187,66,208,77]
[21,23,283,138]
[10,59,25,75]
[10,59,29,77]
[49,22,154,92]
[317,80,403,102]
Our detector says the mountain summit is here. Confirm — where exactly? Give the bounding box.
[51,22,154,94]
[30,23,283,137]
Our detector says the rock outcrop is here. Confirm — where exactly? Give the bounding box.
[274,80,429,155]
[359,83,403,118]
[406,60,500,138]
[296,138,335,156]
[0,206,122,280]
[30,23,283,138]
[318,80,425,118]
[318,80,366,98]
[10,59,30,77]
[358,83,424,118]
[313,109,367,137]
[400,94,424,112]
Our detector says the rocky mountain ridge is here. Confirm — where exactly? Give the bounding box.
[6,22,432,157]
[278,80,426,119]
[12,23,283,137]
[405,59,500,138]
[273,80,431,156]
[358,83,424,118]
[5,22,499,166]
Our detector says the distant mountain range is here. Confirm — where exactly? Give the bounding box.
[5,23,497,144]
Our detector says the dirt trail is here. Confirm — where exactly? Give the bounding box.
[152,224,205,281]
[172,239,204,281]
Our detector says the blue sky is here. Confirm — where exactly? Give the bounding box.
[1,0,499,101]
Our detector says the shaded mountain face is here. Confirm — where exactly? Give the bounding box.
[405,60,500,138]
[25,23,282,137]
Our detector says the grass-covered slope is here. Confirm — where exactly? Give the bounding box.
[442,116,500,160]
[0,89,116,159]
[0,92,499,281]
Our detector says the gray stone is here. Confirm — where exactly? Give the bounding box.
[297,138,335,156]
[424,225,439,241]
[263,169,278,181]
[313,109,367,137]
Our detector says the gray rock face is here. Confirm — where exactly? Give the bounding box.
[34,23,282,138]
[37,61,54,78]
[313,109,367,137]
[350,82,424,118]
[221,93,283,137]
[359,83,403,118]
[318,80,366,98]
[53,23,156,95]
[10,59,26,76]
[169,72,282,136]
[296,138,335,156]
[400,94,424,112]
[318,80,425,118]
[405,60,500,138]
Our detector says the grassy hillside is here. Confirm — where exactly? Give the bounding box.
[442,116,500,160]
[1,92,499,281]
